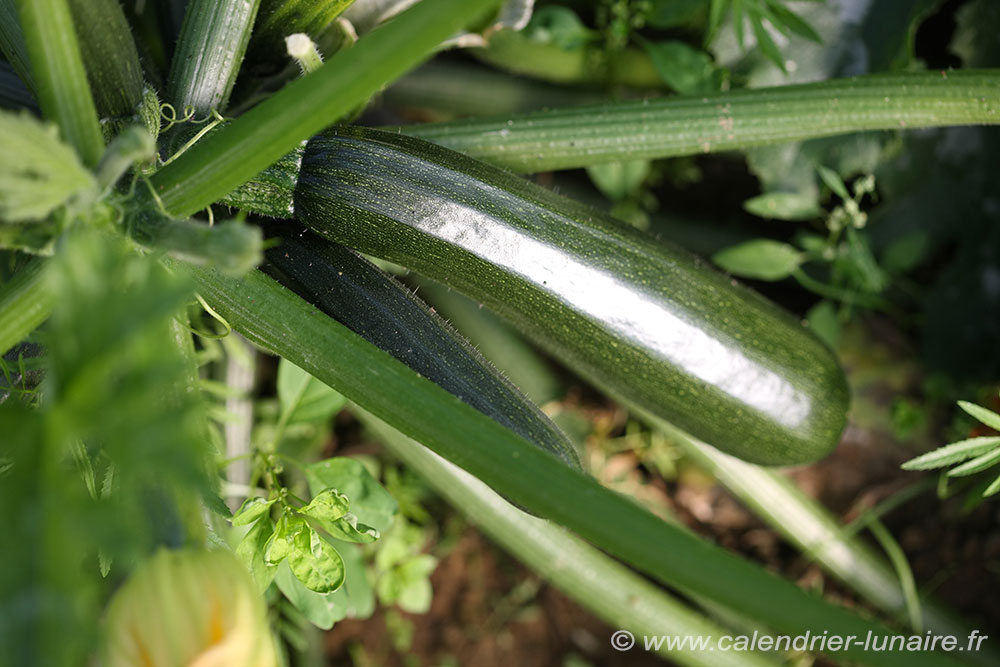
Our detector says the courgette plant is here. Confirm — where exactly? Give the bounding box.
[1,0,998,664]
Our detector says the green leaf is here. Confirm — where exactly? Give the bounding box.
[763,0,821,43]
[585,160,650,202]
[749,7,786,71]
[325,541,376,619]
[817,165,849,200]
[394,555,437,613]
[743,191,822,221]
[983,472,1000,498]
[881,231,930,275]
[322,512,380,544]
[306,457,397,533]
[277,358,347,425]
[524,6,595,50]
[958,400,1000,432]
[232,496,275,526]
[0,109,95,222]
[947,447,1000,478]
[287,526,346,593]
[236,516,278,593]
[265,513,305,564]
[274,561,343,629]
[638,38,720,96]
[298,488,350,523]
[712,239,802,280]
[901,437,1000,471]
[805,301,839,349]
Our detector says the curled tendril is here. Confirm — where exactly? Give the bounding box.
[182,294,232,340]
[160,110,227,168]
[158,103,196,133]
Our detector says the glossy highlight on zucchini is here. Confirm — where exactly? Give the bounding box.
[259,222,581,470]
[294,127,850,465]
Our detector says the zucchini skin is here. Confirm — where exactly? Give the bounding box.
[294,127,850,465]
[259,222,580,470]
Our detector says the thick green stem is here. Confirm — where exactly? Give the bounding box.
[168,0,262,115]
[187,263,961,667]
[16,0,104,166]
[399,70,1000,172]
[0,0,32,94]
[66,0,144,119]
[0,260,53,357]
[361,411,778,667]
[151,0,502,217]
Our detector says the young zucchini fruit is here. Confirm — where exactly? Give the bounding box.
[258,222,581,471]
[291,127,850,466]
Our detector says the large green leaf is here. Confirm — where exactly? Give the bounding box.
[186,263,961,666]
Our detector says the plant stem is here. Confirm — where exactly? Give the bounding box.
[361,410,779,667]
[168,0,262,115]
[151,0,503,218]
[66,0,144,119]
[0,0,32,94]
[187,263,962,667]
[398,70,1000,172]
[16,0,103,166]
[0,260,53,357]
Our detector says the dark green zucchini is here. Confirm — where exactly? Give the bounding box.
[258,221,580,470]
[293,127,850,465]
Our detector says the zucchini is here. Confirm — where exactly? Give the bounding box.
[292,127,850,465]
[258,222,581,470]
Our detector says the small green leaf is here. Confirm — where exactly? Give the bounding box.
[236,517,278,593]
[322,512,380,544]
[749,6,784,70]
[881,231,930,275]
[287,526,346,593]
[274,561,343,630]
[638,38,720,96]
[585,160,650,202]
[376,554,437,613]
[743,192,822,221]
[763,0,822,43]
[277,359,348,425]
[265,513,306,564]
[983,472,1000,498]
[326,541,376,619]
[298,488,350,523]
[524,6,596,50]
[805,301,839,349]
[713,239,802,281]
[900,436,1000,471]
[306,457,398,534]
[958,400,1000,432]
[232,496,275,526]
[817,165,849,201]
[0,109,95,222]
[947,447,1000,478]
